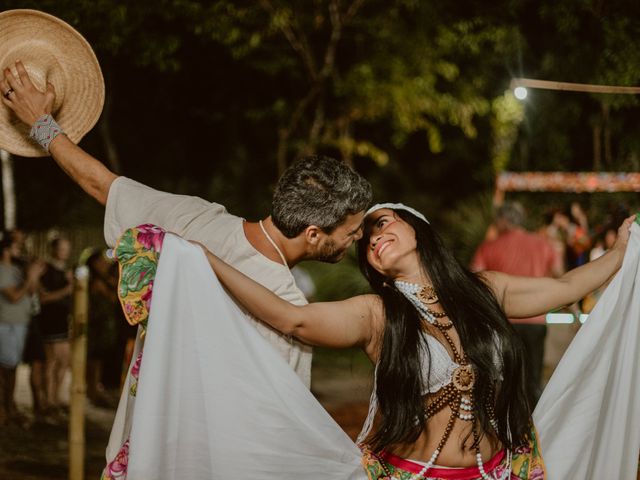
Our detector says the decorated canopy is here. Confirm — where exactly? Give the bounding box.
[497,172,640,193]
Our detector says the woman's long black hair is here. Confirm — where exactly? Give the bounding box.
[356,209,531,453]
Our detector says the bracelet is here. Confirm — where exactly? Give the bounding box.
[29,114,65,152]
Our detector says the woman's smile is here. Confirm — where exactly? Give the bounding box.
[374,238,394,258]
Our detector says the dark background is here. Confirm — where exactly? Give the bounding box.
[1,0,638,268]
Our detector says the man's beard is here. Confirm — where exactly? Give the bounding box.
[314,238,346,263]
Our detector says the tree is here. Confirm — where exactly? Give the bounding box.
[511,0,640,174]
[1,0,637,232]
[191,1,519,172]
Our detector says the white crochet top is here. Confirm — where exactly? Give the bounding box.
[356,333,501,445]
[419,334,460,394]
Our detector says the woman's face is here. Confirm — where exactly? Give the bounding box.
[365,209,419,278]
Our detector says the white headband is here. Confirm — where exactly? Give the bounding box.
[365,203,429,224]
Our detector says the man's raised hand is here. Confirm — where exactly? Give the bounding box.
[1,60,56,126]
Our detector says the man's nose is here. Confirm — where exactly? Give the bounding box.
[354,228,364,241]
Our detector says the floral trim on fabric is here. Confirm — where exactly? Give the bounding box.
[129,351,143,397]
[360,426,545,480]
[101,438,130,480]
[102,225,166,480]
[115,224,165,334]
[510,426,545,480]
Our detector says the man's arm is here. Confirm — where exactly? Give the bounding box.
[48,135,117,205]
[2,61,226,245]
[1,61,116,205]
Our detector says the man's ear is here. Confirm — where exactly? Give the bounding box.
[303,225,322,246]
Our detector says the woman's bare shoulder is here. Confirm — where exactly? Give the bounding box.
[475,270,508,304]
[352,294,385,359]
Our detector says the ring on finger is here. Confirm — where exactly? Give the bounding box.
[3,88,14,99]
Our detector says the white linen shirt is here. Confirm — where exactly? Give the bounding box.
[103,176,312,387]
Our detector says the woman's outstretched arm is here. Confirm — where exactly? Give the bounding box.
[197,245,382,352]
[484,215,636,318]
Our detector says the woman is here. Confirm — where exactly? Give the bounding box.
[86,249,118,406]
[195,203,636,479]
[37,237,74,415]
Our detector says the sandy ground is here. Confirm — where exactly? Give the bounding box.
[0,325,577,479]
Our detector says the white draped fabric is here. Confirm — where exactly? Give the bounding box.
[106,233,366,480]
[533,222,640,479]
[106,225,640,479]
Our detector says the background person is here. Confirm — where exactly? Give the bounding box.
[86,249,118,406]
[563,202,591,270]
[37,237,73,415]
[12,229,49,422]
[0,231,44,426]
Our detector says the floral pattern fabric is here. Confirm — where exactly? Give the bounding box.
[114,224,165,334]
[101,225,166,480]
[101,439,130,480]
[360,427,545,480]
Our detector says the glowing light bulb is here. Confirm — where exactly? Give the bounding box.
[514,86,528,100]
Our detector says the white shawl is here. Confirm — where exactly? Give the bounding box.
[533,222,640,479]
[106,225,640,479]
[106,233,366,479]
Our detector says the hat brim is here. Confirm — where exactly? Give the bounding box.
[0,9,105,157]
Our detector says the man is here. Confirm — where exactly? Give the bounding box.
[13,229,48,422]
[471,201,561,405]
[0,231,44,426]
[1,61,372,387]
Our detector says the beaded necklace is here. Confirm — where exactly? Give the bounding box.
[394,280,510,480]
[259,220,288,266]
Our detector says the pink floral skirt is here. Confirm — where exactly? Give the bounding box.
[360,427,546,480]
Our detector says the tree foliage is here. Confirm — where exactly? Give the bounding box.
[0,0,637,235]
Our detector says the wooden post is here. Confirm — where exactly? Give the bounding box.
[0,149,16,230]
[69,264,89,480]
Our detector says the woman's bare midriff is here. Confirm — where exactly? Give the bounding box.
[388,401,502,467]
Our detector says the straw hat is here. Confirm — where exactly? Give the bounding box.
[0,9,104,157]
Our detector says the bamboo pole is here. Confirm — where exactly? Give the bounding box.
[0,149,16,230]
[510,78,640,94]
[69,264,90,480]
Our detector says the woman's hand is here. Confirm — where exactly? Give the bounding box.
[609,215,637,266]
[1,60,56,125]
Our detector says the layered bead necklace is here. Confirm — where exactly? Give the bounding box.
[394,280,510,480]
